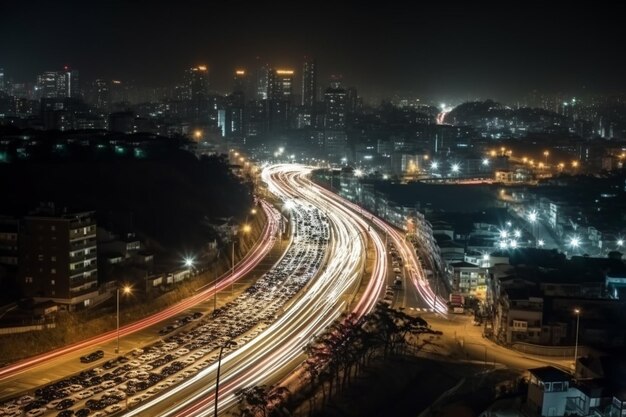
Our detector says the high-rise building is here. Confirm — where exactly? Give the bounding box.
[18,208,98,310]
[62,66,80,98]
[185,66,210,122]
[37,71,61,99]
[302,57,317,109]
[36,68,80,99]
[94,79,110,111]
[186,65,210,101]
[233,69,248,94]
[0,68,5,94]
[270,69,294,101]
[324,86,348,129]
[255,61,271,100]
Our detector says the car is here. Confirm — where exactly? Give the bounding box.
[26,409,47,417]
[2,403,20,413]
[18,395,35,405]
[101,380,116,389]
[74,390,94,400]
[80,350,104,363]
[104,404,124,414]
[75,409,91,417]
[47,399,63,409]
[56,398,75,410]
[57,410,75,417]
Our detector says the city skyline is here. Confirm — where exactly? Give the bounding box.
[1,1,625,102]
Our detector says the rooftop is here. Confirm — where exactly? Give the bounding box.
[529,366,571,383]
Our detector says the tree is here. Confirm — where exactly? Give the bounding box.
[235,385,290,417]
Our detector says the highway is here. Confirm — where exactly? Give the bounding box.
[122,164,388,416]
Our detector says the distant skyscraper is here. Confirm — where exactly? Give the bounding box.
[255,62,271,100]
[63,67,80,98]
[324,85,348,129]
[0,68,5,93]
[270,69,294,101]
[186,65,210,101]
[302,57,317,109]
[185,65,210,122]
[36,67,80,99]
[37,71,60,98]
[94,79,110,110]
[233,69,246,92]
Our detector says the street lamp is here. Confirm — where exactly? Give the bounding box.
[116,285,132,354]
[573,308,581,370]
[537,239,545,247]
[569,236,581,255]
[528,210,538,246]
[184,257,194,268]
[214,340,237,417]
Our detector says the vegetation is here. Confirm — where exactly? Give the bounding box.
[236,304,440,416]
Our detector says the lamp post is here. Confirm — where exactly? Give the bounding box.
[528,210,538,246]
[116,285,132,354]
[214,340,237,417]
[569,236,581,257]
[573,308,581,371]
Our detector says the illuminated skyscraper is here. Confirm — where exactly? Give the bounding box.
[185,65,210,101]
[63,66,80,98]
[255,61,271,100]
[36,67,80,99]
[0,67,5,93]
[37,71,61,98]
[270,69,294,101]
[302,57,317,109]
[185,65,210,122]
[233,68,255,100]
[324,85,347,129]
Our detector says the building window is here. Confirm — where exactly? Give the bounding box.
[25,277,33,283]
[51,280,55,285]
[38,254,44,261]
[51,268,56,274]
[51,225,56,231]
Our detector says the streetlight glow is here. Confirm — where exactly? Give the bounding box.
[184,257,194,268]
[451,163,460,173]
[528,210,538,223]
[354,168,364,177]
[482,158,490,166]
[537,239,545,247]
[569,236,581,248]
[431,161,439,170]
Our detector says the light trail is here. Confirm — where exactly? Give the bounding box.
[127,165,388,416]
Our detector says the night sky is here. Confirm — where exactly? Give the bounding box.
[1,1,625,102]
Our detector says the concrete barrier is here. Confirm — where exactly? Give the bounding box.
[511,342,589,357]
